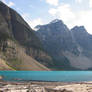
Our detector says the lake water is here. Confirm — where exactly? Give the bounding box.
[0,71,92,82]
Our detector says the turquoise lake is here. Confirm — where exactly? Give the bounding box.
[0,71,92,82]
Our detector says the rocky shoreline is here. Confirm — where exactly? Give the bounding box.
[0,81,92,92]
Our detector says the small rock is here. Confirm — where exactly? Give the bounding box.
[0,76,3,80]
[61,89,73,92]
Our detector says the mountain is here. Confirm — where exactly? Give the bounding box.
[0,1,53,70]
[1,1,92,71]
[36,19,92,70]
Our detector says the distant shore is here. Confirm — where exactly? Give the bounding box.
[0,80,92,92]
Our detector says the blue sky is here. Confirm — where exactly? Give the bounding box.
[1,0,92,34]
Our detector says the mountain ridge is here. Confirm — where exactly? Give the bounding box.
[36,19,92,70]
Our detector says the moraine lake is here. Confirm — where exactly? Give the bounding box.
[0,71,92,82]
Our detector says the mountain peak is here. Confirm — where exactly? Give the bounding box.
[71,26,87,32]
[73,26,85,29]
[50,19,63,24]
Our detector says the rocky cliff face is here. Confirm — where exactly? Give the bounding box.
[0,1,52,70]
[36,19,92,70]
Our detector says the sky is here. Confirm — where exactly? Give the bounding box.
[1,0,92,34]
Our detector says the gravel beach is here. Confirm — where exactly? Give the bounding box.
[0,81,92,92]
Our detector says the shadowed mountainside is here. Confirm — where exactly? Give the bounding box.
[36,19,92,70]
[0,1,53,70]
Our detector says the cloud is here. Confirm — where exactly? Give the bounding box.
[46,0,59,6]
[75,0,82,3]
[28,18,43,29]
[72,10,92,34]
[8,1,15,7]
[89,0,92,8]
[49,4,75,23]
[49,8,57,16]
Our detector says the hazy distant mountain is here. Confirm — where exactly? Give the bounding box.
[36,19,92,70]
[0,1,53,70]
